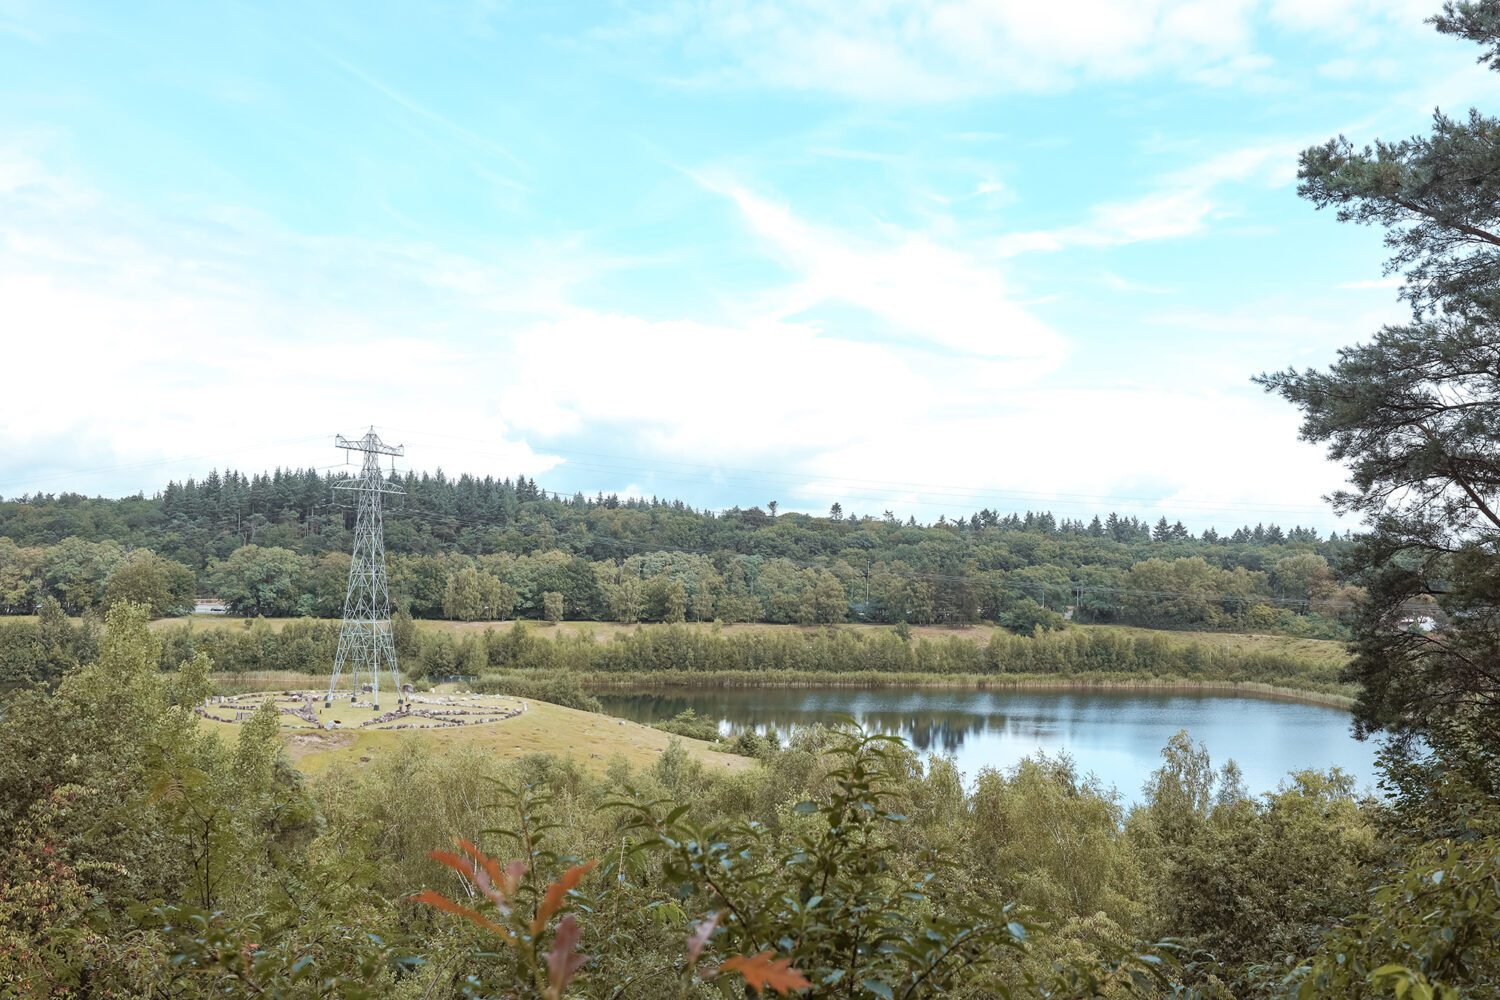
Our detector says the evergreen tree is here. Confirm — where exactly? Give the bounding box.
[1261,3,1500,739]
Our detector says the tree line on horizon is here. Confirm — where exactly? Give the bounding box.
[0,465,1335,556]
[0,471,1361,639]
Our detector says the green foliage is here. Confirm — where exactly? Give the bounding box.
[0,596,83,684]
[1289,717,1500,997]
[150,616,1344,699]
[612,729,1032,997]
[649,708,721,743]
[1260,11,1500,993]
[0,616,1369,999]
[133,837,413,999]
[443,566,517,622]
[968,754,1141,927]
[209,545,308,617]
[2,463,1350,639]
[470,671,603,713]
[0,603,201,993]
[1001,597,1066,635]
[1290,833,1500,999]
[414,782,600,999]
[1258,324,1500,736]
[104,549,195,617]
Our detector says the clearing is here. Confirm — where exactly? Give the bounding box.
[198,688,752,776]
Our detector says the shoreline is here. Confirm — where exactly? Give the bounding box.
[575,670,1357,710]
[208,669,1356,711]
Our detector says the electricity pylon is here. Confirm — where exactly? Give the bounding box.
[326,428,403,711]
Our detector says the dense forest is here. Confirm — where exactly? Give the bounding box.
[0,471,1361,639]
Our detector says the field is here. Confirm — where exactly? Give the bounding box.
[198,686,753,776]
[1070,623,1350,668]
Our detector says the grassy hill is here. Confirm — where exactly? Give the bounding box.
[200,691,752,776]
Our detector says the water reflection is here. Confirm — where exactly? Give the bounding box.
[598,687,1382,804]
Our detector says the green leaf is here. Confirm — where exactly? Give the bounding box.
[861,978,895,1000]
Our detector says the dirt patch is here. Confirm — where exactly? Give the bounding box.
[286,731,354,759]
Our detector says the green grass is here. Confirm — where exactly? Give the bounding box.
[166,614,1349,659]
[200,689,752,776]
[573,669,1355,707]
[1072,623,1349,668]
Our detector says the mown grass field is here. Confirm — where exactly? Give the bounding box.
[199,693,752,777]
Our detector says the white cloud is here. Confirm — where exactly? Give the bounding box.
[994,140,1299,255]
[1103,272,1174,295]
[705,178,1067,369]
[0,140,1352,530]
[607,0,1434,101]
[787,386,1343,526]
[0,143,562,497]
[1267,0,1432,40]
[1337,276,1404,290]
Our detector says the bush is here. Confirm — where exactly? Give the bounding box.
[1000,598,1066,635]
[650,708,720,742]
[469,670,603,713]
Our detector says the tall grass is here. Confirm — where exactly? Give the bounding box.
[210,670,334,695]
[567,668,1355,708]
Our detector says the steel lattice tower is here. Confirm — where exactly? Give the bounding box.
[326,428,404,710]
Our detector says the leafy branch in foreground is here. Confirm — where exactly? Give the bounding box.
[610,728,1016,998]
[608,727,1197,1000]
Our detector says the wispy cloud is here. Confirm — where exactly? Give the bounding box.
[1103,271,1174,295]
[606,0,1265,100]
[702,176,1067,369]
[994,141,1300,255]
[318,48,530,180]
[1337,276,1404,290]
[603,0,1436,102]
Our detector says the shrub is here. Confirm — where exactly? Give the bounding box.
[470,671,603,713]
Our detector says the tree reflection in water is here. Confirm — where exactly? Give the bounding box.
[598,687,1379,804]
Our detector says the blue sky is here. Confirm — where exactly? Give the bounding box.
[1,0,1490,532]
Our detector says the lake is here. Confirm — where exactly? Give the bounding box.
[598,687,1382,804]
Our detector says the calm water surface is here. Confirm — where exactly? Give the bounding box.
[599,687,1381,804]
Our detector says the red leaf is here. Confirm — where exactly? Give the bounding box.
[428,849,476,883]
[544,913,587,999]
[411,890,514,942]
[531,859,598,936]
[720,952,812,996]
[456,839,504,886]
[455,840,526,908]
[434,840,528,909]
